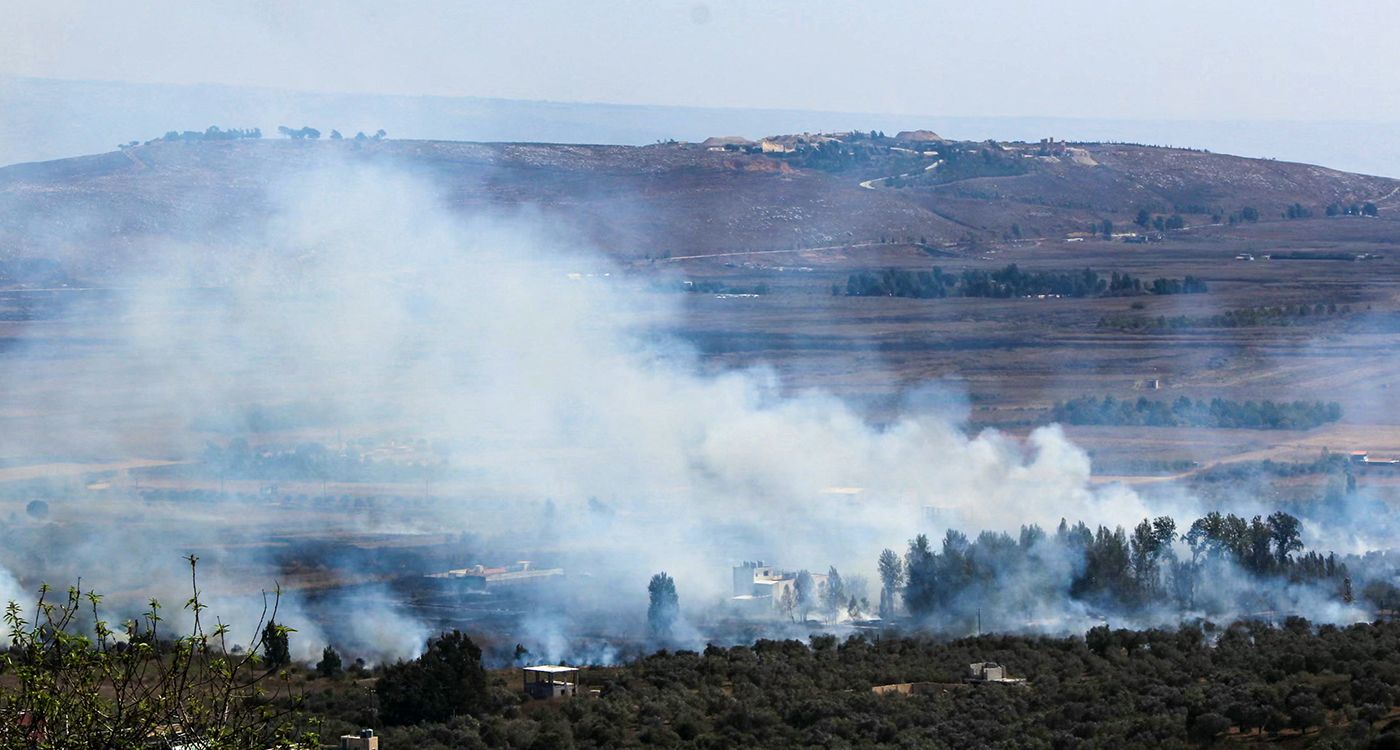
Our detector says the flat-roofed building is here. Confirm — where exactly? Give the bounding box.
[523,665,580,699]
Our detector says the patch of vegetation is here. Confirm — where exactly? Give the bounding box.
[1052,395,1341,430]
[900,142,1028,186]
[783,139,917,174]
[1269,250,1384,261]
[377,630,488,725]
[1133,212,1187,232]
[0,559,309,748]
[1326,202,1379,217]
[1098,302,1353,331]
[300,615,1400,749]
[889,511,1348,627]
[1224,206,1263,224]
[153,125,263,143]
[1192,453,1354,483]
[1087,457,1198,475]
[842,264,1206,299]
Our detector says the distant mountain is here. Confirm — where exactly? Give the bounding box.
[5,77,1400,177]
[1,134,1395,284]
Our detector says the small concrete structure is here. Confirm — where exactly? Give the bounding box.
[340,729,379,750]
[523,665,580,699]
[970,662,1005,681]
[966,662,1027,685]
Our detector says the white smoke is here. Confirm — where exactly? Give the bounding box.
[0,158,1370,662]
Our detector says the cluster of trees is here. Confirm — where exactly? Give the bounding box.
[1051,395,1342,430]
[911,143,1027,185]
[376,630,489,725]
[277,125,321,140]
[157,125,262,142]
[1147,276,1210,294]
[1327,201,1380,217]
[775,567,869,624]
[843,264,1206,299]
[1266,202,1382,219]
[1134,209,1187,231]
[1195,452,1356,482]
[783,138,898,173]
[877,511,1352,630]
[1226,206,1261,224]
[276,126,387,141]
[23,560,1400,748]
[293,619,1400,748]
[1099,302,1354,331]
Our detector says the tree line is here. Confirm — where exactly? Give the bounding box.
[277,126,387,141]
[1051,395,1342,430]
[1098,302,1354,332]
[154,125,262,142]
[18,556,1400,747]
[841,264,1207,299]
[1134,209,1187,231]
[1327,201,1380,217]
[297,616,1400,748]
[877,511,1355,631]
[1269,250,1383,261]
[139,125,389,145]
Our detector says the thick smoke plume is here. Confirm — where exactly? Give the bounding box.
[0,157,1381,662]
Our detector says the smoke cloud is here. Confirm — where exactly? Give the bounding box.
[0,156,1384,663]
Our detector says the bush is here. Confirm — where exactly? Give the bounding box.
[1188,712,1231,743]
[316,646,344,678]
[377,630,487,725]
[0,558,307,748]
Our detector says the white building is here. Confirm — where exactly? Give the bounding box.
[731,561,830,617]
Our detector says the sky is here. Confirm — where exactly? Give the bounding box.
[3,0,1399,123]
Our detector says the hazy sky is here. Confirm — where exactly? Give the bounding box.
[2,0,1398,122]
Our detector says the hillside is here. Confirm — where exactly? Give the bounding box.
[1,133,1397,283]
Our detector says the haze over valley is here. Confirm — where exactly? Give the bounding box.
[7,3,1400,747]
